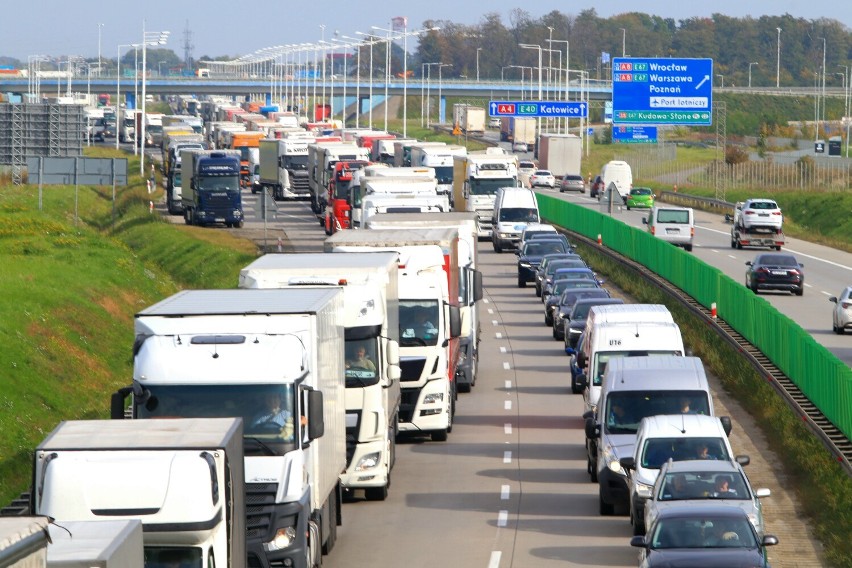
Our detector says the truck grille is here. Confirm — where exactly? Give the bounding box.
[245,482,278,541]
[291,173,310,194]
[399,357,427,382]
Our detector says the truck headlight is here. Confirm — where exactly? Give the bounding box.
[603,444,625,476]
[423,392,444,404]
[233,210,242,218]
[355,452,381,471]
[520,262,531,268]
[635,482,653,499]
[264,527,297,552]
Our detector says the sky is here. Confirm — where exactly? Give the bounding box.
[2,1,851,63]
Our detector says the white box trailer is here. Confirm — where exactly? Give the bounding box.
[115,289,346,568]
[33,418,245,568]
[0,517,49,568]
[47,520,143,568]
[239,252,402,500]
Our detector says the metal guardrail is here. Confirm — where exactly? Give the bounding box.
[657,190,735,214]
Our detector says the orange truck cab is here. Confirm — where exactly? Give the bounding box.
[324,160,370,235]
[227,131,266,186]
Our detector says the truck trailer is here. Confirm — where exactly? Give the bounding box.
[239,253,402,501]
[32,418,245,568]
[113,289,346,568]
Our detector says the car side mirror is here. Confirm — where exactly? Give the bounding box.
[620,456,636,471]
[564,346,575,355]
[630,536,648,548]
[584,417,599,439]
[719,416,732,436]
[642,217,648,225]
[745,261,752,266]
[829,297,838,304]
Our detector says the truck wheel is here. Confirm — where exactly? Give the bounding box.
[235,220,244,229]
[324,215,333,236]
[736,240,743,250]
[684,244,693,252]
[322,493,338,554]
[775,245,782,251]
[494,241,502,253]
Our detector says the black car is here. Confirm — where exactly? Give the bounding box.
[631,505,778,567]
[745,253,804,296]
[541,267,601,302]
[567,330,587,394]
[526,231,574,251]
[516,239,569,288]
[535,253,584,296]
[544,278,601,327]
[554,288,613,349]
[559,297,624,343]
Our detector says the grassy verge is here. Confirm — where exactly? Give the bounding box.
[572,239,852,568]
[0,148,256,505]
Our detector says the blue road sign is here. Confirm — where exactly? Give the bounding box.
[489,101,588,118]
[612,126,657,144]
[612,58,713,126]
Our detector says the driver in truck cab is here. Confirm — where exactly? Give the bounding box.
[251,391,293,435]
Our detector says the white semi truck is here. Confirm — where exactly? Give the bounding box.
[307,142,370,218]
[452,148,520,239]
[112,288,346,568]
[365,212,483,393]
[258,137,314,200]
[0,517,50,567]
[32,418,245,568]
[409,143,468,203]
[238,252,402,501]
[325,230,463,441]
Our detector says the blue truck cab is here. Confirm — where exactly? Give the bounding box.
[182,149,244,228]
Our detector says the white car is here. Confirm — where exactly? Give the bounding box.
[736,198,783,230]
[529,170,556,189]
[830,286,852,334]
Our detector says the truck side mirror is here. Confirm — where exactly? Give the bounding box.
[448,305,462,339]
[619,456,636,471]
[110,387,133,420]
[471,270,483,302]
[307,389,325,441]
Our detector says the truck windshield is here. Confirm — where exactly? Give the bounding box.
[399,300,440,347]
[434,166,453,185]
[197,175,240,192]
[144,547,202,568]
[470,178,514,196]
[285,155,308,170]
[345,337,380,387]
[604,391,711,435]
[147,125,163,134]
[173,172,182,187]
[592,350,683,387]
[138,384,298,450]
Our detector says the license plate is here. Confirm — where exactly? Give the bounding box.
[771,270,787,276]
[215,218,225,222]
[758,213,769,217]
[665,228,679,234]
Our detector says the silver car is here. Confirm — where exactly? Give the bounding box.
[642,459,770,538]
[830,286,852,334]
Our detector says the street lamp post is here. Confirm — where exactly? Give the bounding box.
[98,23,104,77]
[748,62,758,88]
[476,47,482,83]
[139,22,170,176]
[519,43,543,134]
[620,28,626,57]
[547,38,570,133]
[116,43,139,150]
[776,27,782,88]
[716,74,724,89]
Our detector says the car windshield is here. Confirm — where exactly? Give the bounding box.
[592,350,683,386]
[523,241,566,256]
[604,391,711,435]
[552,269,594,281]
[650,516,758,549]
[547,260,586,275]
[499,208,539,223]
[658,470,749,501]
[534,170,551,176]
[632,188,652,196]
[560,289,610,307]
[641,437,731,469]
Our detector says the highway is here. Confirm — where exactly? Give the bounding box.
[543,190,852,367]
[217,188,825,568]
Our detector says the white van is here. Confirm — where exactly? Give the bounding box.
[491,187,540,252]
[600,160,633,202]
[577,304,684,414]
[584,356,718,522]
[620,414,740,531]
[644,205,695,252]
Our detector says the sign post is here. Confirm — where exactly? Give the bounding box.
[612,58,713,126]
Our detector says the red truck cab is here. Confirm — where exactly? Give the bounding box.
[324,160,370,235]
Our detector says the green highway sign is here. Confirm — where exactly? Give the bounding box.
[615,110,712,125]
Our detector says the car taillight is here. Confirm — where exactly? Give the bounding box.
[842,301,851,309]
[744,211,755,215]
[772,211,782,215]
[650,227,656,235]
[756,267,770,274]
[690,227,695,236]
[788,269,800,276]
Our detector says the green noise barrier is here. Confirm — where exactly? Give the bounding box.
[538,194,852,441]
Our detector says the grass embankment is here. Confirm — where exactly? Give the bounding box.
[0,148,256,505]
[572,239,852,567]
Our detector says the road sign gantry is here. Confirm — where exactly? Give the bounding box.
[612,58,713,126]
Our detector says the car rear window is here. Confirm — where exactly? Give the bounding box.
[564,175,583,181]
[657,210,690,224]
[759,255,798,266]
[749,201,777,210]
[534,170,551,176]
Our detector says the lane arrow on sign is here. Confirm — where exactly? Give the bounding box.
[695,75,710,90]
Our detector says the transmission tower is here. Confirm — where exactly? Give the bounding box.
[183,20,194,71]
